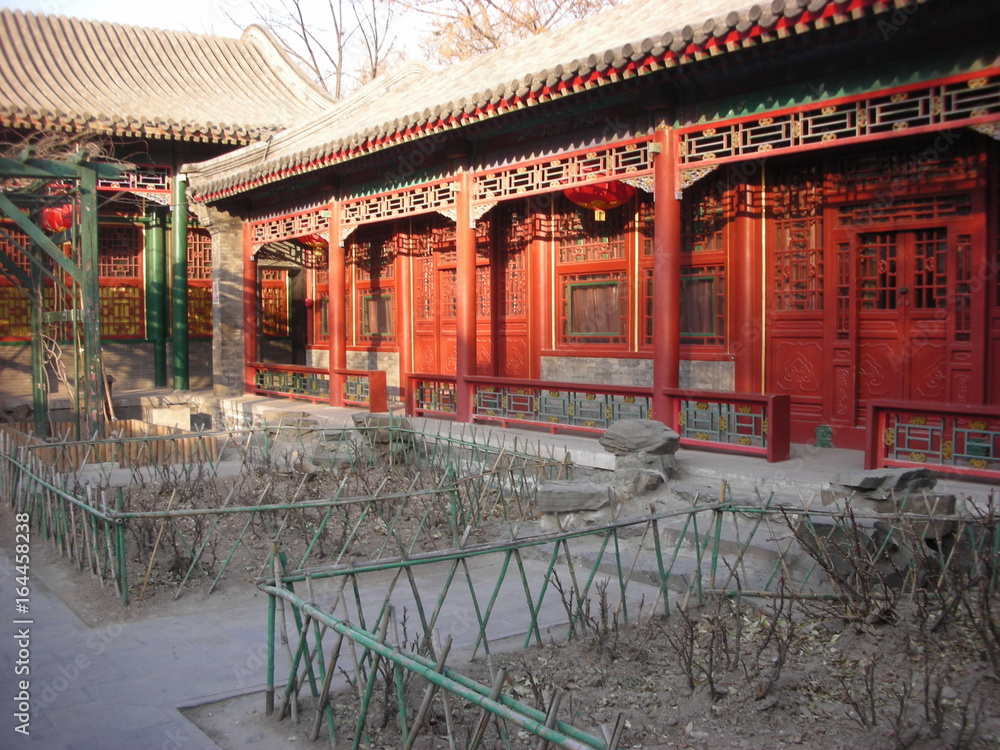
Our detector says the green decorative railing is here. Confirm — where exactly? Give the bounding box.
[866,399,1000,480]
[665,388,791,463]
[253,363,330,402]
[253,363,388,410]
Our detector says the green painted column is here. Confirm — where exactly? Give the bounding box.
[78,164,104,438]
[146,207,168,387]
[171,174,189,390]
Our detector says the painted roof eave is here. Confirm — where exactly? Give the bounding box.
[187,0,913,204]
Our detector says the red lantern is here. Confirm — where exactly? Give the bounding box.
[299,233,328,250]
[563,180,635,212]
[39,202,73,233]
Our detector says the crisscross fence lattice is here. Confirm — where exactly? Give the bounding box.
[260,491,999,748]
[1,422,571,603]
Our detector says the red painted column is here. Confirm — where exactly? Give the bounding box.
[733,183,763,392]
[329,200,347,406]
[242,221,257,395]
[652,125,681,423]
[397,217,413,408]
[455,170,476,421]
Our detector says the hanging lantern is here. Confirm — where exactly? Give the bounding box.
[298,233,328,250]
[563,180,635,218]
[39,202,73,233]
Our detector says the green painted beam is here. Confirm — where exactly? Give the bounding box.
[146,208,168,387]
[0,192,83,283]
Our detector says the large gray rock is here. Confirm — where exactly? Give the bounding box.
[599,420,680,456]
[830,468,938,500]
[352,413,412,443]
[537,481,612,512]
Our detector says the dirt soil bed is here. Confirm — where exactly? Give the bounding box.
[5,455,999,749]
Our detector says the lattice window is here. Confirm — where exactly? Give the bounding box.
[829,138,981,198]
[350,228,397,282]
[186,228,212,338]
[361,292,393,337]
[682,181,729,253]
[310,267,330,346]
[98,226,143,338]
[836,243,851,339]
[680,266,726,345]
[499,209,530,317]
[187,229,212,281]
[99,226,141,277]
[954,233,972,342]
[187,287,212,338]
[773,223,823,312]
[561,272,626,344]
[0,225,33,275]
[642,267,654,347]
[100,285,144,337]
[912,229,949,310]
[260,269,289,338]
[837,195,972,226]
[349,224,397,345]
[858,233,898,310]
[440,269,457,318]
[0,286,30,338]
[768,161,824,313]
[476,266,491,318]
[556,208,626,263]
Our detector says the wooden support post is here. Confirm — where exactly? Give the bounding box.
[455,170,476,422]
[651,126,681,426]
[329,200,347,406]
[242,221,257,394]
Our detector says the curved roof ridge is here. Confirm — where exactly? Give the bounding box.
[187,0,917,201]
[241,24,336,109]
[0,8,335,143]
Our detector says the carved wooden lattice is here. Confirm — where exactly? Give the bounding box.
[678,72,1000,169]
[98,226,144,338]
[476,138,652,204]
[97,165,171,193]
[250,207,331,245]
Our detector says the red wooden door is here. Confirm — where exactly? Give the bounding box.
[411,219,492,377]
[853,224,976,408]
[492,205,532,379]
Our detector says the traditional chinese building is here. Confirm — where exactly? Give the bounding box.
[181,0,1000,476]
[0,9,332,402]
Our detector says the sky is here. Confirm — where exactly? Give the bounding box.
[6,0,253,36]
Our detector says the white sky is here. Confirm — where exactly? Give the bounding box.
[6,0,253,36]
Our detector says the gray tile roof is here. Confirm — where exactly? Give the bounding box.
[187,0,916,202]
[0,9,334,145]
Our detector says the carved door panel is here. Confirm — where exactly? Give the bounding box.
[413,248,457,376]
[411,221,492,377]
[854,227,968,407]
[492,207,532,379]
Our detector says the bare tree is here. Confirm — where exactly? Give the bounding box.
[353,0,402,84]
[391,0,621,64]
[236,0,399,98]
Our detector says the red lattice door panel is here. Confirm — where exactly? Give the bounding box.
[850,225,978,410]
[492,206,532,379]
